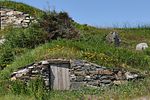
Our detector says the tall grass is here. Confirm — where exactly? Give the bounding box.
[0,77,150,100]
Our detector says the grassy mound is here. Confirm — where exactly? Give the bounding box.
[1,26,150,80]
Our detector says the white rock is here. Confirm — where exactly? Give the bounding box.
[28,66,34,69]
[41,61,49,65]
[32,70,39,74]
[30,16,34,20]
[85,63,90,66]
[85,75,91,79]
[136,43,148,51]
[106,32,121,43]
[11,77,16,81]
[0,38,5,44]
[23,19,30,23]
[25,17,30,20]
[16,73,23,78]
[125,72,138,80]
[70,74,76,80]
[14,11,23,15]
[45,79,49,86]
[6,11,14,16]
[17,68,29,75]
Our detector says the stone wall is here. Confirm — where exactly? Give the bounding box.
[10,59,144,90]
[0,7,36,29]
[70,60,142,88]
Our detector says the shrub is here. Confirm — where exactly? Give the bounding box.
[0,44,14,70]
[0,25,48,68]
[4,24,48,48]
[39,11,79,40]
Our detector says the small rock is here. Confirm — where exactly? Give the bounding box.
[16,73,23,78]
[0,38,5,44]
[84,75,91,81]
[32,70,39,74]
[23,19,30,23]
[106,31,121,46]
[74,71,85,76]
[98,75,115,80]
[136,43,148,51]
[11,77,16,81]
[6,11,14,16]
[100,80,112,84]
[44,79,49,86]
[41,61,49,65]
[17,68,29,75]
[125,72,138,80]
[28,66,34,69]
[84,63,90,66]
[70,74,76,80]
[113,80,127,85]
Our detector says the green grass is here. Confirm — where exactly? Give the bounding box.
[0,77,150,100]
[0,95,34,100]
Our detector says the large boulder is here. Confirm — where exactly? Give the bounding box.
[136,43,148,51]
[106,32,121,46]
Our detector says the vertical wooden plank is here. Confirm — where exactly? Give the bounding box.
[50,63,70,90]
[66,68,70,90]
[60,64,70,90]
[60,67,64,90]
[55,65,59,89]
[60,67,63,90]
[51,64,58,90]
[62,67,65,90]
[58,66,61,90]
[50,65,54,89]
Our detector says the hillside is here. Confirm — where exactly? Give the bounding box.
[0,1,150,100]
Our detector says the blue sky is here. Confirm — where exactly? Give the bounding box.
[14,0,150,27]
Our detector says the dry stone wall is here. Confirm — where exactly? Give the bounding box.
[0,7,36,29]
[70,60,143,89]
[10,59,144,90]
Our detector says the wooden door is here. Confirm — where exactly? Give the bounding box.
[50,63,70,90]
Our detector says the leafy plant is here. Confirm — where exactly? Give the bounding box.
[4,24,48,48]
